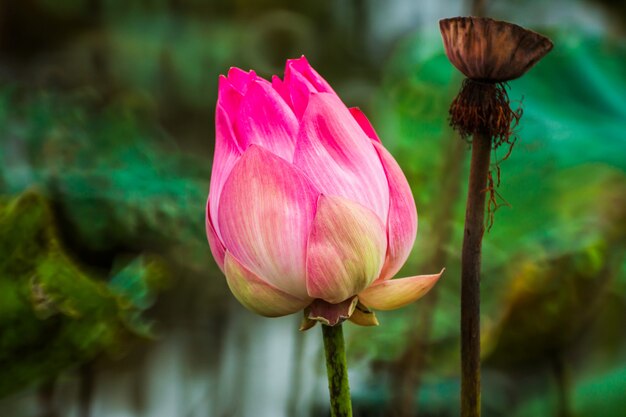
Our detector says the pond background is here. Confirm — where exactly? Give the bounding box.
[0,0,625,416]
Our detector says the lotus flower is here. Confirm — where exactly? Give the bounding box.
[206,57,442,326]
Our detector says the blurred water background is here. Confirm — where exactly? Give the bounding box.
[0,1,625,416]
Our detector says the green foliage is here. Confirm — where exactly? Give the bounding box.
[0,191,167,397]
[514,366,626,417]
[0,91,217,275]
[483,238,620,368]
[0,86,224,397]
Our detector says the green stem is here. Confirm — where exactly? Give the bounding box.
[460,131,491,417]
[552,354,572,417]
[322,323,353,417]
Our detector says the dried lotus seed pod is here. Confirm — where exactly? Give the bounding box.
[439,17,553,144]
[439,17,553,82]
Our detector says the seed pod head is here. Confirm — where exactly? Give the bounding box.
[439,17,553,82]
[439,17,553,144]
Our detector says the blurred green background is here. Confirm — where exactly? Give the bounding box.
[0,0,625,416]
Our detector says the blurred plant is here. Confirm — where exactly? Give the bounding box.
[0,86,232,414]
[483,165,626,417]
[0,71,227,416]
[0,90,222,295]
[0,190,169,399]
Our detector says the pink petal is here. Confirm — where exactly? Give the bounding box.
[272,75,291,107]
[283,57,341,117]
[293,93,390,221]
[218,75,243,120]
[224,251,311,317]
[306,195,387,304]
[286,56,336,95]
[209,103,242,238]
[358,270,444,311]
[218,145,319,299]
[226,67,256,94]
[371,141,418,281]
[284,66,317,118]
[349,107,381,143]
[206,197,226,272]
[234,79,299,161]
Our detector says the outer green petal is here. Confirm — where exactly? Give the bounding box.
[224,252,311,317]
[358,269,444,311]
[306,195,387,304]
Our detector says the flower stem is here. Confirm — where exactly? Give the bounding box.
[321,323,353,417]
[461,131,491,417]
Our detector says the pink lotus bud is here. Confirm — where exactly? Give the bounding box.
[206,57,443,325]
